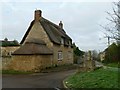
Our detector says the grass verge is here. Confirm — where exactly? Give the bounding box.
[41,64,77,73]
[105,63,119,68]
[2,70,33,75]
[65,67,119,88]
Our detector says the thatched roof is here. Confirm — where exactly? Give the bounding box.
[20,17,72,46]
[13,39,53,55]
[25,38,46,45]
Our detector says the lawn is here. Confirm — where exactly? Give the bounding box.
[64,67,119,88]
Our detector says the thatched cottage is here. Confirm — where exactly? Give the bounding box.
[11,10,73,72]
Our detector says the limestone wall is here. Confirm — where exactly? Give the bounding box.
[1,46,20,57]
[1,44,73,71]
[0,46,19,70]
[8,55,52,72]
[53,44,73,66]
[83,51,96,71]
[24,22,53,48]
[2,57,12,70]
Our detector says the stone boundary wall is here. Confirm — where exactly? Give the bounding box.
[0,46,19,70]
[1,57,12,70]
[77,51,96,72]
[7,55,53,72]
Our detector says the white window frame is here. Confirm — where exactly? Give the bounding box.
[58,51,63,60]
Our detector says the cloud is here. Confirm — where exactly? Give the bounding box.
[1,2,113,51]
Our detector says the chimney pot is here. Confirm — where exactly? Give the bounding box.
[59,21,63,29]
[34,10,42,21]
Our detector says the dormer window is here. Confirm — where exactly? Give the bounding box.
[69,40,72,46]
[61,38,64,45]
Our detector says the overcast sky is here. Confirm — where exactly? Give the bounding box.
[0,0,118,52]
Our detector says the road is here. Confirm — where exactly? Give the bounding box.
[95,61,104,67]
[2,69,76,88]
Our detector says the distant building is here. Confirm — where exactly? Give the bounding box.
[0,38,20,70]
[10,10,73,72]
[99,52,106,61]
[0,38,20,57]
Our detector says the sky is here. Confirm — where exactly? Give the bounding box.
[0,0,118,52]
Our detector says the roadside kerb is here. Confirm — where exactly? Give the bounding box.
[63,79,68,88]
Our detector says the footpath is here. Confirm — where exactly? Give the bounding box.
[103,66,120,72]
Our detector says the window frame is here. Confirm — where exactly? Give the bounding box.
[58,51,63,60]
[69,40,72,46]
[61,38,64,45]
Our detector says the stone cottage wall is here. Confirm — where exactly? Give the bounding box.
[8,55,52,72]
[24,22,53,49]
[2,57,12,70]
[53,44,73,66]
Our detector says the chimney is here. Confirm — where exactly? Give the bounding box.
[34,10,42,21]
[59,21,63,29]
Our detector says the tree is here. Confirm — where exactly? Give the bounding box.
[13,40,19,45]
[118,44,120,61]
[4,38,8,41]
[102,1,120,44]
[105,43,119,63]
[73,43,84,56]
[72,43,84,63]
[1,38,20,47]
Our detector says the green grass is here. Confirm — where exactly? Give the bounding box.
[65,68,119,88]
[105,63,119,68]
[41,64,77,73]
[2,70,33,74]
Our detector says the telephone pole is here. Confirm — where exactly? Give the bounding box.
[107,36,110,46]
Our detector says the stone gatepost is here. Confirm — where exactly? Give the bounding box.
[84,51,96,71]
[77,51,96,73]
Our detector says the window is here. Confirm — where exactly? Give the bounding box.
[61,38,64,45]
[69,41,72,46]
[58,51,63,60]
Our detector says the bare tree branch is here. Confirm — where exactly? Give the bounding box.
[101,1,120,43]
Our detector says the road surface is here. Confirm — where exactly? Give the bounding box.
[2,69,76,88]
